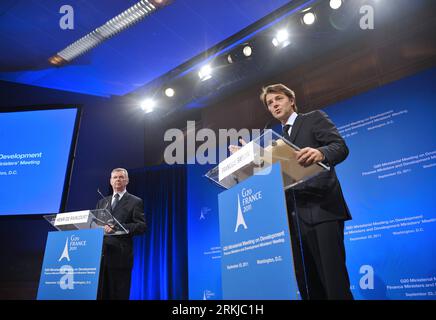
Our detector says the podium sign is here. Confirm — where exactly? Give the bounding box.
[218,162,299,299]
[37,228,104,300]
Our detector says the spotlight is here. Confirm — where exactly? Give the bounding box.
[141,98,156,113]
[226,43,253,64]
[272,29,290,48]
[48,55,67,66]
[329,0,342,10]
[198,64,212,81]
[150,0,173,7]
[302,12,316,25]
[242,45,253,57]
[164,87,175,97]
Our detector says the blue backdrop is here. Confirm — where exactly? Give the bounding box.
[187,164,223,300]
[325,67,436,300]
[127,165,188,300]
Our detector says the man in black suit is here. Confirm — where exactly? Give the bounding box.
[260,83,353,300]
[96,168,146,300]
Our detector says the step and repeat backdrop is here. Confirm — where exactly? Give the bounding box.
[325,68,436,300]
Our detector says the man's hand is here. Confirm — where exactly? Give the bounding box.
[296,147,325,167]
[228,138,247,154]
[104,224,115,234]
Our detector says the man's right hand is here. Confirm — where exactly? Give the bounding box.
[228,138,247,154]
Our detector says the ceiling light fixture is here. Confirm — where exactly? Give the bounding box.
[302,12,316,25]
[242,45,253,57]
[227,44,253,64]
[272,29,290,48]
[329,0,343,10]
[49,0,172,65]
[141,98,156,113]
[198,64,212,81]
[164,87,175,97]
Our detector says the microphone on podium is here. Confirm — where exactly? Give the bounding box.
[96,188,117,231]
[97,188,111,210]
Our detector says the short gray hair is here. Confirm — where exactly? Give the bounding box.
[111,168,129,179]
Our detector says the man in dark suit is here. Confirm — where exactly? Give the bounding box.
[96,168,146,300]
[260,83,353,300]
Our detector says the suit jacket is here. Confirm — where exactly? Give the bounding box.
[96,192,146,268]
[284,110,352,225]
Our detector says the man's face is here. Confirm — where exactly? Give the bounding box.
[265,92,295,124]
[110,171,128,192]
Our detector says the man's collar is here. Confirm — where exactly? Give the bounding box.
[113,189,127,198]
[283,112,298,127]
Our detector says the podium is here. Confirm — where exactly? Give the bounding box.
[205,129,329,299]
[37,209,128,300]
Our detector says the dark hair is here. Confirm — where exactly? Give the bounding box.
[260,83,298,112]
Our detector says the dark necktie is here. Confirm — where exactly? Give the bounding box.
[282,124,292,141]
[112,193,120,211]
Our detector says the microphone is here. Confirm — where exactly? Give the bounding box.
[97,188,111,210]
[263,118,278,147]
[263,118,273,131]
[96,188,117,231]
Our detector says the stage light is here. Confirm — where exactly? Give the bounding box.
[272,29,290,48]
[330,0,342,10]
[226,43,253,64]
[141,98,156,113]
[48,55,66,66]
[242,45,253,57]
[150,0,173,6]
[164,87,175,97]
[198,64,212,81]
[302,12,316,25]
[49,0,172,65]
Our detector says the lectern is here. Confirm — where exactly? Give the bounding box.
[37,209,128,300]
[205,129,329,299]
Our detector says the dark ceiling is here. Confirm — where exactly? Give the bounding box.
[0,0,292,96]
[1,0,435,118]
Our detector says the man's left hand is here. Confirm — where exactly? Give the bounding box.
[296,147,325,167]
[104,225,115,234]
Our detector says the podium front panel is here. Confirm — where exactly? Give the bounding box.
[37,228,104,300]
[218,162,299,299]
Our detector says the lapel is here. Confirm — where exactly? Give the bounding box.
[289,114,304,143]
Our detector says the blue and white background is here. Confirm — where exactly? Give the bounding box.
[187,164,222,300]
[0,108,78,215]
[37,228,103,300]
[325,68,436,300]
[187,68,436,300]
[218,163,298,300]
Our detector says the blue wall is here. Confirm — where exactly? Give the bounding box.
[325,68,436,300]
